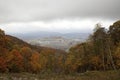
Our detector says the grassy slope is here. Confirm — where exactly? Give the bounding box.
[0,70,120,80]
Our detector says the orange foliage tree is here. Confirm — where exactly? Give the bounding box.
[30,52,41,73]
[7,49,23,72]
[20,47,33,72]
[0,57,7,72]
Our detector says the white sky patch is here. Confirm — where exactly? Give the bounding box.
[0,18,115,34]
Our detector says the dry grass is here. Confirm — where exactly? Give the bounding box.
[0,70,120,80]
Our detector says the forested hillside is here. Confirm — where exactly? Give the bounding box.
[0,29,66,73]
[65,20,120,73]
[0,20,120,74]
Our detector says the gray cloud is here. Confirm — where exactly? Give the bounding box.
[0,0,120,23]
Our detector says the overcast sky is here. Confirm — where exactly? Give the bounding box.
[0,0,119,34]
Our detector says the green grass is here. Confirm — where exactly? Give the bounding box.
[0,70,120,80]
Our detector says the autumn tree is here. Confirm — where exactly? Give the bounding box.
[91,24,108,70]
[39,49,56,72]
[109,20,120,45]
[0,29,5,47]
[65,42,93,73]
[55,54,65,73]
[0,29,8,56]
[7,49,23,72]
[113,43,120,69]
[0,57,7,72]
[20,47,33,72]
[30,52,41,73]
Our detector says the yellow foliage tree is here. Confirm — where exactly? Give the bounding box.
[30,52,41,73]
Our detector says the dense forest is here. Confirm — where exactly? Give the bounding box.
[0,20,120,74]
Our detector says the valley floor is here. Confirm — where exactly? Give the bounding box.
[0,70,120,80]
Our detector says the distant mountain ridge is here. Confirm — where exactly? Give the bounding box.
[10,31,90,41]
[9,31,90,51]
[0,29,66,54]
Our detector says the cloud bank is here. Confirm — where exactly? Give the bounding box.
[0,18,114,34]
[0,0,119,33]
